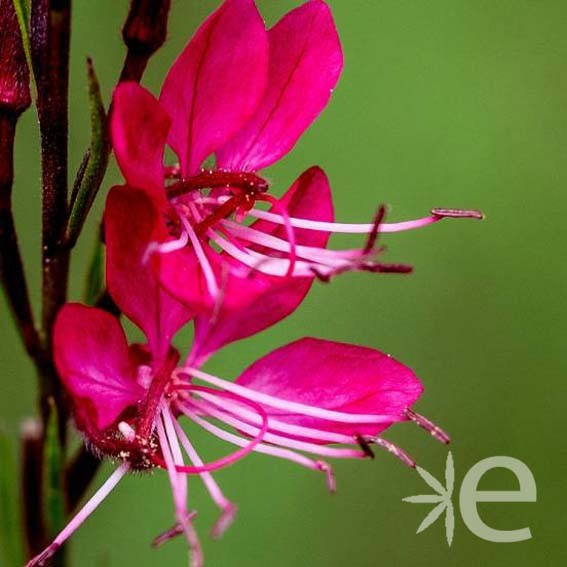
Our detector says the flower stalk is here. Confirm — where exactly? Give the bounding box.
[0,0,39,362]
[120,0,172,82]
[30,0,72,348]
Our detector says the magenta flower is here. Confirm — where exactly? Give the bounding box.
[27,300,443,567]
[27,184,449,567]
[110,0,481,363]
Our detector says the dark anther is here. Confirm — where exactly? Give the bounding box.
[363,205,387,254]
[310,266,332,283]
[405,408,451,445]
[373,438,416,469]
[367,263,413,274]
[152,511,198,548]
[431,208,484,220]
[355,435,375,459]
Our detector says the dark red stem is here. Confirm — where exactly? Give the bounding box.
[120,0,171,82]
[64,447,101,512]
[137,355,179,440]
[21,421,46,557]
[0,114,42,360]
[31,0,71,343]
[167,170,269,198]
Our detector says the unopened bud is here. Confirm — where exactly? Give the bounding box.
[0,0,31,116]
[122,0,171,56]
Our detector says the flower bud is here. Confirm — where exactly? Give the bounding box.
[122,0,171,57]
[0,0,31,116]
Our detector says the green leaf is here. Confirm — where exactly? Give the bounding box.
[43,400,65,539]
[11,0,36,98]
[84,236,105,306]
[65,57,110,248]
[0,427,25,567]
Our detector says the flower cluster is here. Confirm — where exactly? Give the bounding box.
[28,1,480,565]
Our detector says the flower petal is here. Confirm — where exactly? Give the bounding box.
[105,186,192,360]
[249,166,334,247]
[111,82,170,200]
[216,0,343,171]
[159,0,268,176]
[236,338,424,440]
[160,168,334,363]
[54,304,144,432]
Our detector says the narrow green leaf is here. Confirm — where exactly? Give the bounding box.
[0,428,25,567]
[11,0,36,98]
[65,57,110,248]
[84,236,105,306]
[43,400,65,539]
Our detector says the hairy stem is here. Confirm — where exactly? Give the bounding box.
[31,0,71,346]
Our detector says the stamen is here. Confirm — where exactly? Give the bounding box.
[194,194,245,236]
[405,408,451,444]
[151,231,189,255]
[221,220,361,263]
[256,193,297,277]
[25,463,130,567]
[172,419,237,539]
[365,263,413,274]
[244,206,482,234]
[363,205,386,254]
[157,411,203,567]
[355,435,376,459]
[431,208,484,220]
[310,260,413,283]
[187,396,366,460]
[207,229,315,277]
[183,368,402,425]
[177,207,220,300]
[152,511,198,548]
[191,390,362,444]
[165,385,269,474]
[184,405,336,492]
[316,461,337,493]
[372,437,416,469]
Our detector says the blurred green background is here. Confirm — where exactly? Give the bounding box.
[2,0,566,565]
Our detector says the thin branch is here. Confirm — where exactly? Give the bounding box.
[21,419,46,557]
[0,114,42,360]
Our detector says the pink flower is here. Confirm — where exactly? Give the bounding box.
[28,300,444,567]
[27,179,449,567]
[110,0,482,363]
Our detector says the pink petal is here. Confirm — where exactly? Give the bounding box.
[105,186,192,361]
[237,338,424,440]
[111,82,170,200]
[160,168,334,362]
[249,166,334,247]
[192,258,313,364]
[159,0,268,176]
[54,304,144,432]
[216,0,343,171]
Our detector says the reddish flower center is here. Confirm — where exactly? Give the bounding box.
[166,169,270,236]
